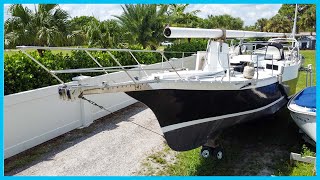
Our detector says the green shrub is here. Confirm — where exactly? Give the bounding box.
[5,51,65,95]
[164,39,207,59]
[4,49,162,95]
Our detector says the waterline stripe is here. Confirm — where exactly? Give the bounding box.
[161,96,285,133]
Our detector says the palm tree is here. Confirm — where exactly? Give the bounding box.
[33,4,69,46]
[5,4,69,48]
[265,15,292,33]
[86,20,122,48]
[115,4,167,49]
[66,16,99,46]
[5,4,35,47]
[255,18,268,32]
[167,4,200,27]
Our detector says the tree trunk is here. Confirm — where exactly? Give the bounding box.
[37,49,45,57]
[150,45,157,50]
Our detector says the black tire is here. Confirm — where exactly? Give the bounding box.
[213,147,224,160]
[200,146,213,158]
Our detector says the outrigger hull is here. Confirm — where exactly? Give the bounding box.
[126,82,288,151]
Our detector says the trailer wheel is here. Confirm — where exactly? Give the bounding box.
[200,146,213,158]
[213,147,224,160]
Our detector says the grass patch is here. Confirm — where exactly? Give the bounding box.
[290,162,315,176]
[297,50,316,91]
[148,153,167,165]
[158,147,241,176]
[4,48,82,56]
[275,144,316,176]
[138,145,177,176]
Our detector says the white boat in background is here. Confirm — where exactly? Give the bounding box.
[288,86,316,143]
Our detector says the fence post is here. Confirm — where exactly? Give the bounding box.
[73,76,94,127]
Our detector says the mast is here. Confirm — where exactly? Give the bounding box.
[291,4,298,38]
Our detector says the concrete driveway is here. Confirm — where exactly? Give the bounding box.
[8,103,165,176]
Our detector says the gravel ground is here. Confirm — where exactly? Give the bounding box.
[11,103,166,176]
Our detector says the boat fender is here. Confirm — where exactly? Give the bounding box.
[243,65,255,79]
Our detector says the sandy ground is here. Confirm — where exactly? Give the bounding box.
[11,103,165,176]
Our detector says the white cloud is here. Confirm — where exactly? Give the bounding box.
[186,4,282,26]
[4,4,123,21]
[59,4,123,20]
[4,4,282,26]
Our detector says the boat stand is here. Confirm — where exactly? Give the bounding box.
[200,133,224,160]
[299,64,313,87]
[300,130,316,147]
[290,152,316,164]
[290,152,316,175]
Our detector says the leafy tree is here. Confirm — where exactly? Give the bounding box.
[278,4,311,21]
[67,30,87,46]
[255,18,268,32]
[86,20,123,48]
[265,14,292,33]
[115,4,168,49]
[299,5,316,33]
[5,4,36,47]
[34,4,69,46]
[277,4,315,33]
[68,16,99,31]
[166,4,201,27]
[200,14,244,30]
[5,4,69,48]
[243,25,257,31]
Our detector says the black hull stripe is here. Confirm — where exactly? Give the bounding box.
[161,96,285,133]
[126,83,284,127]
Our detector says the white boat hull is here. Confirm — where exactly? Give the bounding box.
[290,111,316,142]
[288,86,316,143]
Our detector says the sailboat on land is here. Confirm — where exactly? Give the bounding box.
[126,27,301,151]
[18,26,302,156]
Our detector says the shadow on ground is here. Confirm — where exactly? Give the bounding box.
[4,103,148,175]
[145,107,315,176]
[191,107,315,176]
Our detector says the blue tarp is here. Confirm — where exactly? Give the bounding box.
[294,86,316,108]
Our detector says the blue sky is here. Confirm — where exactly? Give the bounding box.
[4,4,282,26]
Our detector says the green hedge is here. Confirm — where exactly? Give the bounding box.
[4,49,161,95]
[5,41,210,95]
[164,40,207,59]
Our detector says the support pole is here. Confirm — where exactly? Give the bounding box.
[106,51,137,84]
[128,51,148,77]
[85,50,108,74]
[160,52,182,80]
[21,50,65,85]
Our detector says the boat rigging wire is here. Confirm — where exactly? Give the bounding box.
[80,95,165,138]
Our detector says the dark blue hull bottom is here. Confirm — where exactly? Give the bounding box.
[126,82,288,151]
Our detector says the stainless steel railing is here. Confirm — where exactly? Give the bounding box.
[16,46,196,84]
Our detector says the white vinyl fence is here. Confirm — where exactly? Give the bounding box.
[4,55,196,159]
